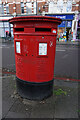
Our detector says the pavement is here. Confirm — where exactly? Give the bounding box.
[1,38,80,119]
[1,73,79,119]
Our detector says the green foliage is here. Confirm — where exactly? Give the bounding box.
[77,110,80,113]
[54,88,67,96]
[14,84,16,88]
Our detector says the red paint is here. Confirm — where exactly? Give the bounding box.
[2,71,80,82]
[2,71,16,75]
[54,77,80,82]
[9,16,61,83]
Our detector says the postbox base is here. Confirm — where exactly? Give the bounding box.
[16,77,53,100]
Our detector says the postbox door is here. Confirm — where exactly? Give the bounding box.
[29,35,56,83]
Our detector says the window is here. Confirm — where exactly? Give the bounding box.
[66,0,72,12]
[0,28,4,37]
[0,4,4,15]
[33,2,36,14]
[21,2,24,13]
[0,22,3,27]
[4,22,9,27]
[6,4,9,14]
[26,2,32,14]
[0,21,13,38]
[49,2,57,13]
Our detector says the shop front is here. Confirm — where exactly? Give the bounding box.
[76,14,80,41]
[0,16,13,38]
[46,14,74,41]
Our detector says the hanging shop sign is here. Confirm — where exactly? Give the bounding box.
[46,14,74,28]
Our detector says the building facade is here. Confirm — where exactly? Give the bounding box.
[0,0,80,41]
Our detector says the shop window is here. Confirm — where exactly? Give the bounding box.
[0,22,3,27]
[21,2,24,13]
[26,2,32,14]
[0,28,4,37]
[78,20,80,27]
[6,4,9,14]
[77,28,80,39]
[4,22,9,27]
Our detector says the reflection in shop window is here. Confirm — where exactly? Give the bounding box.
[4,22,9,27]
[26,2,32,14]
[0,22,3,27]
[0,28,4,37]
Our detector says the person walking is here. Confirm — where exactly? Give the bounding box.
[5,31,9,41]
[9,32,11,41]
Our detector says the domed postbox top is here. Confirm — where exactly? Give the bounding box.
[9,16,62,25]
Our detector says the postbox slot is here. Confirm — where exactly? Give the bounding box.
[35,28,51,32]
[14,28,24,32]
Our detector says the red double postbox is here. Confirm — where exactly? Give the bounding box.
[9,16,61,100]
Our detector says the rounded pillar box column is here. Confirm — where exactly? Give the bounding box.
[9,16,61,100]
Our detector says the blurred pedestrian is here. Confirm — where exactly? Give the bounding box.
[5,31,9,41]
[9,32,11,41]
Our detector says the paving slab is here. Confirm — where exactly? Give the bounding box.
[30,96,55,118]
[2,76,17,118]
[6,111,28,118]
[2,74,79,119]
[54,80,78,118]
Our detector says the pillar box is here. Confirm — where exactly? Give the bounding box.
[9,16,61,100]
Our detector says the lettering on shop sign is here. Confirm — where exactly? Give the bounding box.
[56,16,66,19]
[47,14,74,20]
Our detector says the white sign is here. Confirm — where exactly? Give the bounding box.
[52,29,56,33]
[16,42,21,53]
[39,43,47,55]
